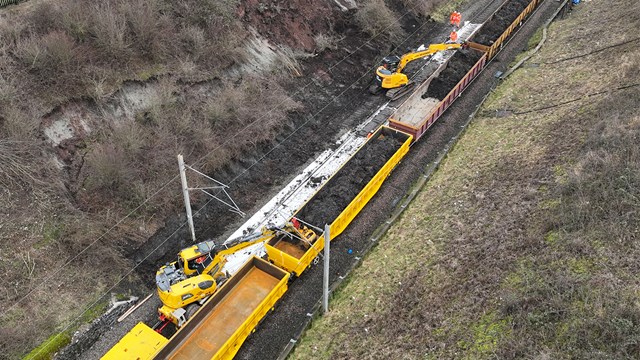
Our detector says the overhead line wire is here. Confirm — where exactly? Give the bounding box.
[2,3,422,320]
[20,5,436,357]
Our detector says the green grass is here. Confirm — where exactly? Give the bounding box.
[35,221,65,249]
[292,0,640,358]
[22,332,71,360]
[18,296,111,360]
[527,27,544,50]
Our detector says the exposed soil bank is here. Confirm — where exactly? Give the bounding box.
[474,0,532,45]
[423,49,483,100]
[297,132,404,227]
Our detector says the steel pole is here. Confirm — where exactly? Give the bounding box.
[323,224,330,313]
[178,154,197,242]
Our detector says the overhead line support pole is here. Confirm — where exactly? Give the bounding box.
[323,224,330,313]
[178,154,197,242]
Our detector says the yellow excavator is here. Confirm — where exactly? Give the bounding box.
[155,235,263,327]
[155,223,318,327]
[371,42,465,100]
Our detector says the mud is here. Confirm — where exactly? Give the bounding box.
[473,0,533,45]
[423,49,483,100]
[296,133,404,227]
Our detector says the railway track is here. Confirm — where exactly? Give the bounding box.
[237,0,566,359]
[91,0,569,358]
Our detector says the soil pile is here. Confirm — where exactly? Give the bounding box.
[473,0,532,45]
[297,135,403,226]
[422,50,482,100]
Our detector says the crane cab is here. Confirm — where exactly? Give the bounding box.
[177,240,218,276]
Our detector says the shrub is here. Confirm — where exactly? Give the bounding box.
[121,0,173,61]
[0,74,16,109]
[83,142,131,196]
[355,0,404,40]
[0,140,45,190]
[27,2,65,36]
[0,107,39,140]
[313,33,340,53]
[89,2,130,62]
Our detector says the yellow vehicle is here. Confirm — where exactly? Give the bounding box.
[103,257,290,360]
[156,223,317,327]
[155,235,264,326]
[371,42,464,100]
[101,322,168,360]
[155,256,290,360]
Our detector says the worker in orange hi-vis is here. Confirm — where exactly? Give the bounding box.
[450,11,462,28]
[449,30,458,43]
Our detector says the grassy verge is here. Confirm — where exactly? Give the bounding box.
[292,0,640,358]
[23,332,71,360]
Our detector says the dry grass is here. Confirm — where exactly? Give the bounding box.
[292,1,640,358]
[75,75,300,213]
[1,0,245,111]
[355,0,404,40]
[313,33,341,53]
[0,0,306,357]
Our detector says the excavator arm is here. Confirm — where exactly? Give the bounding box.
[372,42,464,100]
[395,43,463,73]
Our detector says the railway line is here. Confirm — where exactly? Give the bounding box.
[97,0,570,359]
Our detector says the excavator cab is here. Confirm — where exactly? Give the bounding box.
[381,55,401,72]
[178,240,218,276]
[156,240,226,327]
[371,55,407,95]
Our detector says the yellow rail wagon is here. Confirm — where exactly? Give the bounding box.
[265,126,412,276]
[154,256,289,360]
[102,323,168,360]
[102,257,288,360]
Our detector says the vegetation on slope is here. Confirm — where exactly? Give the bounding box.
[0,0,434,357]
[293,0,640,358]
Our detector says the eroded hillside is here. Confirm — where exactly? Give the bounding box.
[0,0,452,357]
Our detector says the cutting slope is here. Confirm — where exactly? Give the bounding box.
[292,0,640,358]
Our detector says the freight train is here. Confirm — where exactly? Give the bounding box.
[103,0,544,358]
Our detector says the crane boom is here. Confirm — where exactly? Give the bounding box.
[371,42,465,100]
[396,43,463,73]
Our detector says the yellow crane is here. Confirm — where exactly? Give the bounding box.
[155,235,263,327]
[154,223,317,327]
[371,42,464,100]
